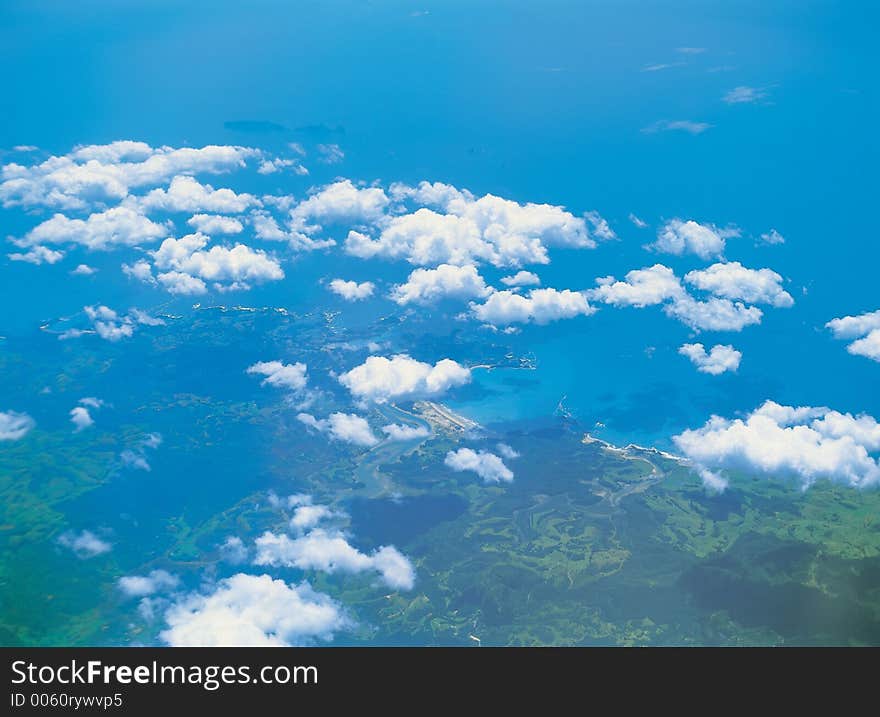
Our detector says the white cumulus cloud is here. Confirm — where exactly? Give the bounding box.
[58,530,112,558]
[187,214,244,235]
[149,233,284,293]
[679,343,742,374]
[118,569,180,598]
[684,262,793,307]
[246,361,308,391]
[674,401,880,491]
[290,505,337,533]
[471,288,594,325]
[664,295,763,332]
[135,176,260,214]
[16,207,168,251]
[346,182,597,268]
[338,354,471,402]
[291,179,389,233]
[391,263,491,305]
[590,264,684,307]
[847,330,880,362]
[84,305,134,341]
[8,245,65,265]
[826,310,880,340]
[328,278,375,301]
[0,411,35,441]
[1,141,258,210]
[161,573,348,646]
[500,270,541,287]
[650,219,734,259]
[382,423,431,441]
[69,406,94,431]
[297,412,379,447]
[444,447,514,483]
[254,529,415,591]
[826,310,880,363]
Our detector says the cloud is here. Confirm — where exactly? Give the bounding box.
[247,361,308,391]
[444,447,514,483]
[149,233,284,292]
[120,432,162,471]
[470,288,594,325]
[58,530,111,558]
[250,211,337,251]
[590,264,774,331]
[641,62,685,72]
[71,263,97,275]
[267,492,313,510]
[129,309,165,327]
[346,182,597,268]
[84,305,134,341]
[496,443,520,459]
[590,264,684,307]
[122,260,155,284]
[847,330,880,362]
[389,180,470,206]
[289,505,337,532]
[257,158,308,176]
[118,569,180,598]
[723,86,768,104]
[220,536,249,564]
[161,573,348,646]
[826,310,880,340]
[338,354,471,402]
[254,529,415,591]
[187,214,244,235]
[156,271,207,295]
[664,295,763,332]
[0,410,35,441]
[69,398,105,432]
[628,213,648,228]
[328,278,375,301]
[77,305,161,340]
[8,245,64,265]
[297,412,379,447]
[135,175,260,214]
[826,310,880,363]
[69,406,94,431]
[382,423,431,441]
[120,450,151,471]
[684,262,793,307]
[650,219,734,259]
[674,401,880,491]
[16,207,168,250]
[316,144,345,164]
[391,263,491,305]
[642,120,712,135]
[584,210,616,240]
[760,229,785,245]
[1,141,258,209]
[500,270,541,287]
[679,343,742,374]
[290,179,389,233]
